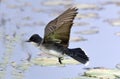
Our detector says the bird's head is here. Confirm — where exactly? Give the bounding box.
[26,34,42,45]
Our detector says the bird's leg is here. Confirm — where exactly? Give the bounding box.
[58,57,63,64]
[58,49,66,64]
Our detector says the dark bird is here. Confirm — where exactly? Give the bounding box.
[26,7,89,65]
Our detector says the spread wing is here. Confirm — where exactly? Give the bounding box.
[43,7,78,47]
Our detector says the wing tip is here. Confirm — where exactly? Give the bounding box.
[69,7,78,11]
[69,7,78,15]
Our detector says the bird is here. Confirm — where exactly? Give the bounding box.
[26,7,89,65]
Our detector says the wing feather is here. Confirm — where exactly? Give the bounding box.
[43,7,78,47]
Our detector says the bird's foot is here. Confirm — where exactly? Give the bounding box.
[58,57,63,64]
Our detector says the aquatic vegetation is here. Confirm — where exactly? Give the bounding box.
[41,0,72,6]
[75,4,102,10]
[101,1,120,6]
[70,36,87,42]
[75,28,99,35]
[106,19,120,26]
[0,0,120,79]
[76,13,99,19]
[84,68,120,79]
[73,22,90,27]
[31,57,80,66]
[65,68,120,79]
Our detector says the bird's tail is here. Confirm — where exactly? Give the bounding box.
[65,48,89,65]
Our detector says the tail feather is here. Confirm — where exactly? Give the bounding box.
[65,48,89,64]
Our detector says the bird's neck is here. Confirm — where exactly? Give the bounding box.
[35,36,43,46]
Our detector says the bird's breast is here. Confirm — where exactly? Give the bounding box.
[39,45,63,57]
